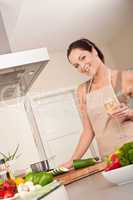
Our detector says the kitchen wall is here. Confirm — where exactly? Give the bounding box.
[30,44,115,94]
[30,20,133,94]
[108,24,133,69]
[0,12,11,54]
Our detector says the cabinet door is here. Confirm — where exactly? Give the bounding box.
[0,101,39,170]
[31,90,99,168]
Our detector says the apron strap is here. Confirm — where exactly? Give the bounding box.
[79,80,91,105]
[78,79,93,105]
[86,77,94,94]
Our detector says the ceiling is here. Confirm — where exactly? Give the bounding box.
[0,0,133,52]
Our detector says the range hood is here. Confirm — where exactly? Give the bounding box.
[0,48,49,101]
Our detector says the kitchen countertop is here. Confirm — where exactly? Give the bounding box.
[66,172,133,200]
[15,181,69,200]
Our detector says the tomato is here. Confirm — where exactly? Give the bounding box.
[2,181,10,190]
[3,189,14,199]
[0,189,4,198]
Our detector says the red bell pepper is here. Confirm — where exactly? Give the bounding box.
[110,154,119,162]
[105,160,121,171]
[105,153,121,171]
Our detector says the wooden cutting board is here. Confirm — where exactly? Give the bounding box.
[54,162,106,185]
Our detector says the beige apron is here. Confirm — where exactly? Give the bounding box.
[86,70,133,158]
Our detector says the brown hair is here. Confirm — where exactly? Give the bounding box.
[67,38,105,63]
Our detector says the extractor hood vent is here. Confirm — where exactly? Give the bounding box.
[0,48,49,101]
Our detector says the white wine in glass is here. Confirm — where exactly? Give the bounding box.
[104,98,119,114]
[104,98,127,139]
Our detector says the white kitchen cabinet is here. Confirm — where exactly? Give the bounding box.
[0,47,49,172]
[0,100,39,170]
[29,89,99,168]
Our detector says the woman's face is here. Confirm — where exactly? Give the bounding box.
[68,48,100,78]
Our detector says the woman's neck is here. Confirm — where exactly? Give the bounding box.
[92,64,109,86]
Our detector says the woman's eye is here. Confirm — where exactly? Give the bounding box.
[74,64,79,68]
[75,65,79,68]
[81,56,85,60]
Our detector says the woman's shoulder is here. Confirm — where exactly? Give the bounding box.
[111,68,133,92]
[121,69,133,83]
[77,81,90,96]
[76,81,90,104]
[118,69,133,93]
[111,68,133,81]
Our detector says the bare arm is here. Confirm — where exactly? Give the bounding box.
[124,70,133,120]
[70,84,94,160]
[60,83,94,168]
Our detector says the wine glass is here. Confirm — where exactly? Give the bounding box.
[104,97,119,114]
[104,98,126,139]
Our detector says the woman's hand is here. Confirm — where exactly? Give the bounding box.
[109,103,133,122]
[59,160,73,169]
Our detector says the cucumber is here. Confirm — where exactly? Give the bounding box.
[73,158,97,169]
[49,167,69,176]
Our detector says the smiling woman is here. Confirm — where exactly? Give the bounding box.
[67,39,105,79]
[59,38,133,169]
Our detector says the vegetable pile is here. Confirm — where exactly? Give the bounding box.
[24,171,53,186]
[0,171,53,199]
[0,179,17,199]
[105,141,133,171]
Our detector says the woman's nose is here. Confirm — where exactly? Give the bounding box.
[80,63,86,70]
